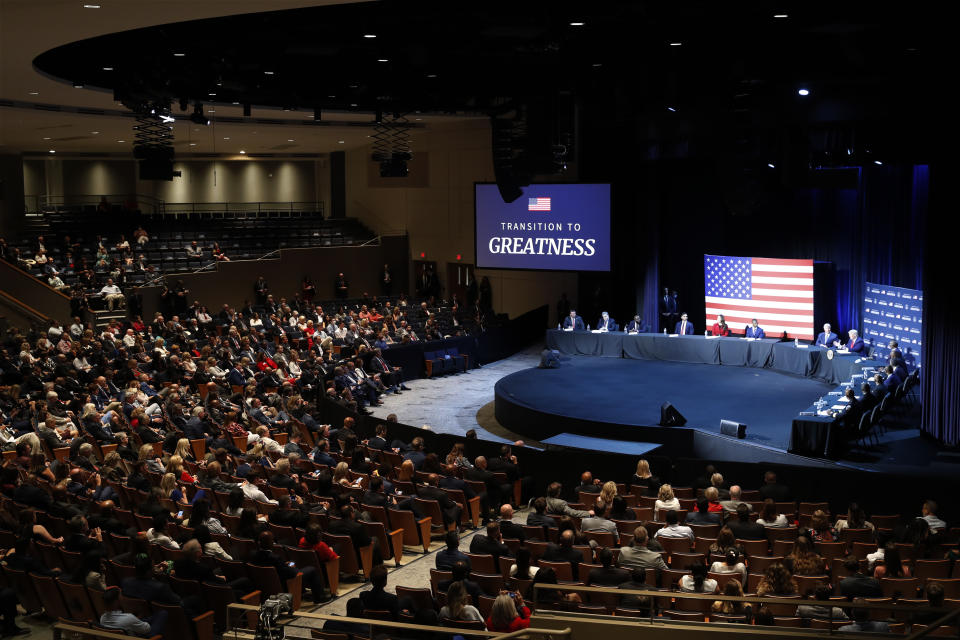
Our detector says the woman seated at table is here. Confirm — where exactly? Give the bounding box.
[711,315,730,337]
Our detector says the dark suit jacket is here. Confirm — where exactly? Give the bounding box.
[745,326,765,339]
[587,566,631,587]
[542,543,583,573]
[469,534,512,563]
[418,484,461,525]
[500,520,526,542]
[435,547,471,571]
[758,483,791,501]
[846,337,865,353]
[815,332,839,347]
[121,576,181,605]
[728,519,766,540]
[526,512,557,529]
[675,320,694,335]
[838,574,883,600]
[596,317,618,332]
[486,457,520,483]
[360,587,400,618]
[561,316,585,330]
[685,511,722,525]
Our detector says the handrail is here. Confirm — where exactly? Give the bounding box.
[906,608,960,639]
[225,603,569,639]
[359,235,381,247]
[0,290,51,324]
[533,583,955,633]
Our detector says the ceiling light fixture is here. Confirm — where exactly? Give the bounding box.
[223,137,230,140]
[208,92,216,96]
[73,82,84,88]
[91,131,100,135]
[669,42,682,46]
[338,140,345,144]
[82,3,101,8]
[667,106,677,112]
[798,88,810,96]
[49,149,56,154]
[28,91,39,95]
[42,137,51,140]
[767,163,775,168]
[239,150,246,154]
[103,66,113,71]
[264,71,274,75]
[287,139,294,142]
[774,14,788,18]
[173,52,186,57]
[364,34,376,38]
[874,160,883,165]
[377,59,388,62]
[117,140,125,143]
[569,21,585,26]
[426,74,437,78]
[189,142,196,146]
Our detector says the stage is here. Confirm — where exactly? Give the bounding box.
[495,355,836,451]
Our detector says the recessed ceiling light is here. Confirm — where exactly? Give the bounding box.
[28,91,39,95]
[232,101,240,105]
[83,3,101,8]
[49,149,56,154]
[117,140,125,143]
[73,82,84,88]
[767,163,776,168]
[350,103,357,107]
[90,131,99,135]
[42,137,51,141]
[377,59,388,63]
[669,42,682,46]
[667,106,677,112]
[239,150,246,154]
[208,109,215,113]
[364,34,376,38]
[415,118,422,121]
[287,139,294,142]
[208,92,216,96]
[173,52,186,57]
[102,67,113,71]
[189,142,196,146]
[874,160,883,165]
[592,63,602,67]
[427,74,437,78]
[569,21,585,26]
[798,88,810,96]
[338,140,345,144]
[264,71,274,75]
[774,14,788,18]
[223,137,230,140]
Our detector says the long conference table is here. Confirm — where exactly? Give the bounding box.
[545,329,879,457]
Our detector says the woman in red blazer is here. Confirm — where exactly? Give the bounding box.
[711,315,731,336]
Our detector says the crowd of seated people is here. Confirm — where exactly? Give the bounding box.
[0,271,952,637]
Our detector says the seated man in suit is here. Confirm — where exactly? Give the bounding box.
[417,473,462,528]
[469,522,512,564]
[541,529,584,575]
[625,314,646,334]
[359,565,412,620]
[527,497,558,529]
[842,329,865,353]
[581,498,620,544]
[815,322,839,348]
[435,530,471,571]
[596,311,617,332]
[710,314,730,337]
[562,309,585,331]
[744,318,765,339]
[586,547,631,587]
[616,526,668,573]
[882,364,903,390]
[498,504,526,542]
[674,312,694,335]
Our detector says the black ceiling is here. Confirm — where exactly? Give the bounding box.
[32,0,936,161]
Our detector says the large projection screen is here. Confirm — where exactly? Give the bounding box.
[475,183,611,271]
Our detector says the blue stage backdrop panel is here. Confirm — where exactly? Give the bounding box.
[862,282,923,367]
[475,183,611,271]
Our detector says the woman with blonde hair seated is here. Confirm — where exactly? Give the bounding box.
[138,443,164,473]
[485,592,530,632]
[160,472,187,505]
[654,484,680,520]
[332,461,353,486]
[173,437,194,462]
[600,480,618,506]
[439,580,483,623]
[630,459,660,495]
[166,455,195,484]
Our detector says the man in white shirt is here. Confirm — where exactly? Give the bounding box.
[185,241,203,258]
[122,329,138,348]
[241,477,278,504]
[653,509,695,543]
[921,500,947,532]
[99,278,125,310]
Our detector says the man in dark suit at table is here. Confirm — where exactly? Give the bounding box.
[859,382,880,416]
[625,314,647,333]
[843,329,865,354]
[596,311,617,332]
[562,309,585,331]
[745,318,765,339]
[814,323,838,348]
[674,313,694,335]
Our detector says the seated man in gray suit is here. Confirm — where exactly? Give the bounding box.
[617,526,668,573]
[581,498,620,544]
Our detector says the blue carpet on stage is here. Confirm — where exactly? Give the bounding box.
[501,356,836,449]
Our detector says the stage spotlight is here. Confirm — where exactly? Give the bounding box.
[190,103,210,125]
[874,160,883,165]
[767,163,775,168]
[798,88,810,96]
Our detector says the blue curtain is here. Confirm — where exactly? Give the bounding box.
[920,165,957,445]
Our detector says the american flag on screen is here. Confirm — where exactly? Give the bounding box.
[704,255,814,340]
[528,197,551,211]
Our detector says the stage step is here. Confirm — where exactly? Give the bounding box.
[541,433,661,456]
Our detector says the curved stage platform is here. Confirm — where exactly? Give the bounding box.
[494,356,835,452]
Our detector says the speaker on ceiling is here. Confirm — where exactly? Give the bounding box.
[659,402,687,427]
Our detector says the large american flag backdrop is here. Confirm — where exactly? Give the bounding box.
[704,255,814,340]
